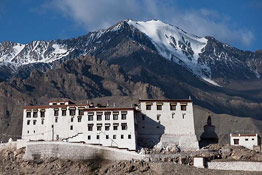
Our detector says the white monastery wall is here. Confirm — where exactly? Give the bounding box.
[137,100,199,150]
[23,142,144,161]
[22,101,137,150]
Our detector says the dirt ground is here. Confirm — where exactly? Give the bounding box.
[0,147,262,175]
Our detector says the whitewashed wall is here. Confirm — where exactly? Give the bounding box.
[22,104,137,150]
[230,134,259,150]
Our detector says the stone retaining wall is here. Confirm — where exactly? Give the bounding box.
[23,142,145,161]
[208,161,262,171]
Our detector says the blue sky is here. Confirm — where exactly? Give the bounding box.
[0,0,261,51]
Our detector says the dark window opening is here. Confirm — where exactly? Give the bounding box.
[105,125,110,131]
[121,123,127,130]
[40,111,45,118]
[88,124,93,131]
[69,109,76,116]
[146,105,151,110]
[113,125,118,130]
[97,115,102,121]
[33,111,38,118]
[97,125,102,131]
[70,125,73,130]
[181,105,187,111]
[27,120,30,125]
[113,114,118,120]
[54,110,59,116]
[113,135,116,139]
[26,112,31,118]
[105,114,110,120]
[78,116,82,122]
[128,135,131,139]
[157,105,162,110]
[78,109,84,116]
[106,135,109,139]
[170,105,176,110]
[88,135,91,140]
[33,120,36,125]
[121,135,124,139]
[62,109,66,116]
[97,135,99,140]
[121,114,127,120]
[55,117,58,123]
[234,139,239,145]
[88,115,93,121]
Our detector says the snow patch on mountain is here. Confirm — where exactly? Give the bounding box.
[127,20,218,85]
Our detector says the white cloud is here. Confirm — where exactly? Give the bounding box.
[47,0,254,47]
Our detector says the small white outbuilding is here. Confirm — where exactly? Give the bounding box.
[230,133,261,150]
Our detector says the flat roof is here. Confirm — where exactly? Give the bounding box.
[24,105,135,111]
[231,134,258,137]
[24,104,89,109]
[139,99,193,103]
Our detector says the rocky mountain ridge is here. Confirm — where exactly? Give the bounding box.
[1,20,261,87]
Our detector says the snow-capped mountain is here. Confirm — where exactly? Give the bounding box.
[0,20,261,86]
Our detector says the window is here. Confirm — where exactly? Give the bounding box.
[41,120,44,125]
[252,138,255,141]
[55,117,58,123]
[69,109,76,116]
[54,109,59,116]
[170,104,176,110]
[113,114,118,120]
[27,120,30,125]
[128,135,131,139]
[53,103,57,105]
[88,135,91,140]
[88,115,93,121]
[181,105,187,111]
[105,113,110,120]
[182,114,186,119]
[71,117,74,122]
[157,105,162,110]
[121,123,127,130]
[113,125,118,130]
[121,135,124,139]
[62,109,66,116]
[26,111,31,118]
[146,105,151,110]
[157,114,161,120]
[105,124,110,131]
[233,139,239,145]
[245,138,248,141]
[33,111,38,118]
[70,125,73,130]
[33,120,36,125]
[33,130,35,133]
[172,113,175,119]
[60,103,65,105]
[97,114,102,121]
[113,135,116,139]
[106,135,109,139]
[40,111,45,118]
[27,131,29,134]
[88,124,93,131]
[121,114,127,120]
[97,135,100,140]
[78,116,82,122]
[97,124,102,131]
[78,109,84,116]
